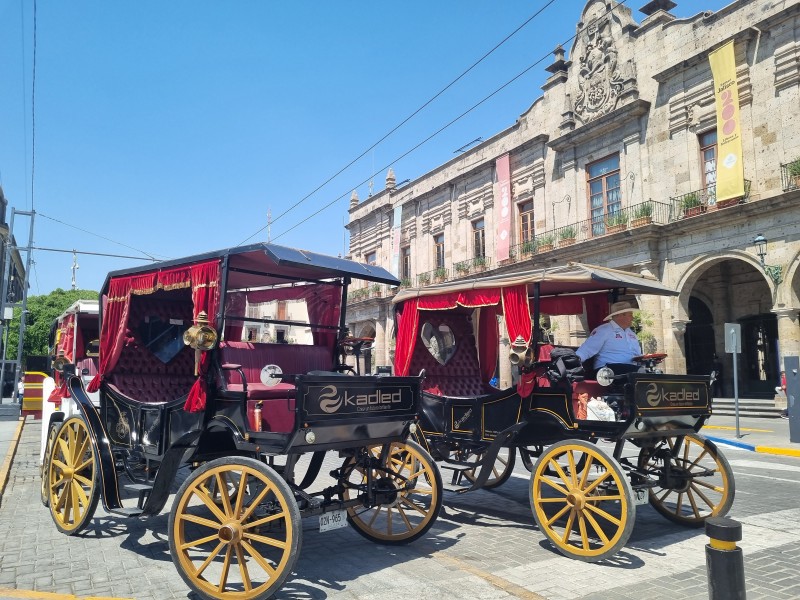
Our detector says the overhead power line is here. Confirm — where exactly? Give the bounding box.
[31,246,157,261]
[237,0,560,246]
[270,0,631,244]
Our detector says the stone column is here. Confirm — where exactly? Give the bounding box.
[635,261,664,354]
[668,319,690,374]
[374,309,386,373]
[774,308,800,369]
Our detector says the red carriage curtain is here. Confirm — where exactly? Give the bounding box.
[477,305,500,384]
[87,260,222,410]
[394,299,420,377]
[501,285,532,344]
[58,314,76,362]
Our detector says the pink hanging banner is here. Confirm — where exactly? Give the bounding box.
[494,153,511,262]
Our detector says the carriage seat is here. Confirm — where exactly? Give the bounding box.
[106,346,196,404]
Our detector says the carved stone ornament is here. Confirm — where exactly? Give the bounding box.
[573,1,626,124]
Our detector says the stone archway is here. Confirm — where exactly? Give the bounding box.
[356,324,377,375]
[675,254,777,398]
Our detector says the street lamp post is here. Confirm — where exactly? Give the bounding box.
[753,234,783,285]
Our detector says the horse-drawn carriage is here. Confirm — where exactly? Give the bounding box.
[41,244,441,599]
[393,262,734,562]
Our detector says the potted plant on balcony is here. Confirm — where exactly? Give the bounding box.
[455,261,471,275]
[631,202,653,227]
[434,267,447,282]
[537,235,555,252]
[605,211,628,234]
[788,159,800,189]
[558,226,577,247]
[400,277,412,288]
[521,240,536,256]
[371,283,382,297]
[473,256,488,272]
[418,272,431,285]
[681,192,705,218]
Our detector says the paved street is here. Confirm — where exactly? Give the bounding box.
[0,417,798,600]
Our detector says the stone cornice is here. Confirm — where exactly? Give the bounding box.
[548,99,650,152]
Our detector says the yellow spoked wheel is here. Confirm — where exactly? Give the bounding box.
[638,433,734,527]
[456,447,516,490]
[168,457,301,600]
[341,440,442,545]
[530,440,635,562]
[47,416,100,534]
[40,422,60,507]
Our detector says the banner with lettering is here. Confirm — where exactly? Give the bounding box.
[391,205,402,276]
[708,41,745,202]
[494,153,511,262]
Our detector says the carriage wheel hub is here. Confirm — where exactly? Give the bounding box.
[373,477,401,506]
[664,466,692,493]
[566,490,586,510]
[62,466,75,481]
[218,522,243,545]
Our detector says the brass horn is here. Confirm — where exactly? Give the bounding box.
[509,335,529,366]
[52,352,71,373]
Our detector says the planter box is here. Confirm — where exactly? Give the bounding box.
[715,198,740,209]
[631,216,652,227]
[606,224,627,234]
[559,238,576,247]
[538,244,554,253]
[683,205,706,218]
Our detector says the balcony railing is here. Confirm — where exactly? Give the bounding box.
[670,180,751,218]
[417,267,449,286]
[453,255,492,276]
[781,160,800,192]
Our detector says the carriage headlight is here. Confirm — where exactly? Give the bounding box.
[305,430,316,444]
[596,367,615,387]
[409,423,418,434]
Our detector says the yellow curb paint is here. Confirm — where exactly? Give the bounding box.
[0,590,132,600]
[755,446,800,458]
[703,425,773,433]
[434,553,548,600]
[0,418,25,502]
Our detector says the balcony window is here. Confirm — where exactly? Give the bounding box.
[401,246,411,280]
[519,200,534,243]
[587,154,621,235]
[472,219,485,258]
[434,233,445,269]
[700,129,717,199]
[364,251,377,266]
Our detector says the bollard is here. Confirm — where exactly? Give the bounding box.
[705,516,746,600]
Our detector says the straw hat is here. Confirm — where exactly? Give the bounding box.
[604,301,637,321]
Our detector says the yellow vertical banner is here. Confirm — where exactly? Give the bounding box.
[708,41,745,202]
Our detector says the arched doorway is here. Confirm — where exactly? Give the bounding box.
[739,313,779,397]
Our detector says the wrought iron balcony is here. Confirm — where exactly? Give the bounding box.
[454,255,492,276]
[781,160,800,192]
[670,180,751,219]
[417,267,449,286]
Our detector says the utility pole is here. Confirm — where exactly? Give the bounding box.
[0,209,36,400]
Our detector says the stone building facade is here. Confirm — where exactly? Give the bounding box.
[346,0,800,398]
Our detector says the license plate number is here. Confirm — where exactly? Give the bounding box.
[633,488,650,506]
[319,509,348,532]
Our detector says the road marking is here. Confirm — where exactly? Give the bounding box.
[703,425,773,433]
[433,553,549,600]
[732,472,800,484]
[729,458,800,472]
[0,590,132,600]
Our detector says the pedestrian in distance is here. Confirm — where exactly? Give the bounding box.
[16,374,24,405]
[776,370,789,419]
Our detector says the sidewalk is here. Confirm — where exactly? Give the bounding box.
[701,413,800,457]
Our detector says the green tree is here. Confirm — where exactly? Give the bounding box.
[4,288,99,365]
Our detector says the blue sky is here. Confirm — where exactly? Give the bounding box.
[0,0,731,295]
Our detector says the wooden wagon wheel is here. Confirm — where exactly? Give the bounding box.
[638,433,735,527]
[40,421,59,507]
[454,447,516,489]
[47,416,100,534]
[340,440,442,544]
[169,457,301,600]
[530,440,635,562]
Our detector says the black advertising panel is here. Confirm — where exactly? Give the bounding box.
[298,376,417,421]
[633,376,711,415]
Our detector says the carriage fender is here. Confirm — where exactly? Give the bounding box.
[141,429,204,517]
[467,422,526,492]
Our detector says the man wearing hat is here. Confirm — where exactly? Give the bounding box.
[576,301,642,375]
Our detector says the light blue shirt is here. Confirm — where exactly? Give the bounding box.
[576,321,642,368]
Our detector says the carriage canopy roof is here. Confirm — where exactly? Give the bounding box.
[101,242,399,294]
[392,262,678,305]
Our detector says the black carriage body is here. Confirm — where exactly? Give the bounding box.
[69,242,426,515]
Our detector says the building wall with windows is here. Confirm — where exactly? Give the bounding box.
[346,0,800,398]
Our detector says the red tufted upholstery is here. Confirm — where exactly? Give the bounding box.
[106,295,196,404]
[408,312,488,398]
[217,341,334,433]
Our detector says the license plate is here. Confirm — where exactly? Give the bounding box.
[633,488,650,506]
[319,509,348,532]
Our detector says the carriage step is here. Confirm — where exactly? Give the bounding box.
[124,483,153,509]
[442,482,471,494]
[110,507,144,517]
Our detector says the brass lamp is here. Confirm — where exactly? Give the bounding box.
[509,335,529,366]
[184,311,218,375]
